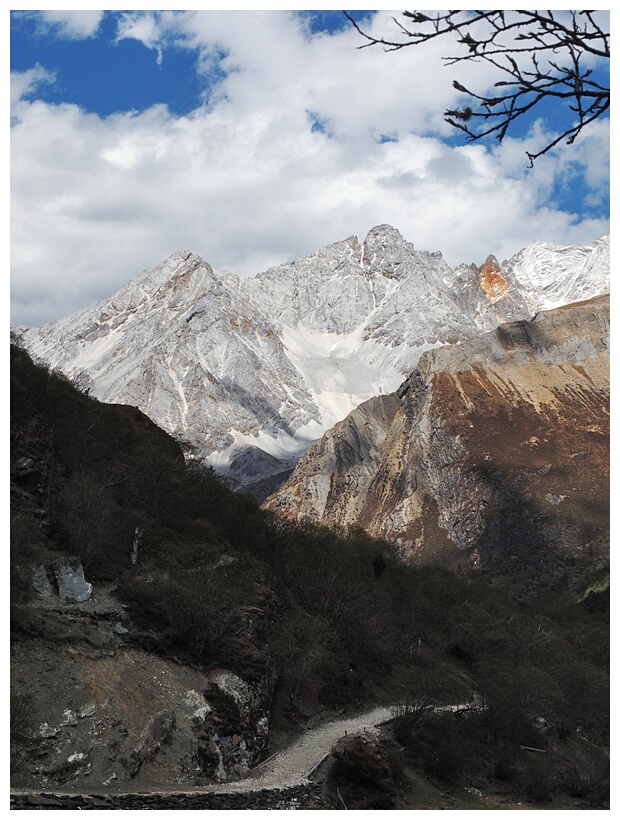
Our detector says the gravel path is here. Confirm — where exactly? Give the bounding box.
[209,706,393,793]
[10,706,393,801]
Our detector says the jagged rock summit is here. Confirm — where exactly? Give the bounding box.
[14,226,609,493]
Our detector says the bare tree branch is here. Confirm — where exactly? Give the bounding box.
[344,10,609,163]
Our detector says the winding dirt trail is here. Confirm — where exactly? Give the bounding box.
[209,705,392,793]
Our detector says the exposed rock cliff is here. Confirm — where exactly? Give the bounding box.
[11,591,272,790]
[13,228,609,490]
[265,296,610,578]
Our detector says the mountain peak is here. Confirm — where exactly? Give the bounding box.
[15,230,610,493]
[364,223,405,243]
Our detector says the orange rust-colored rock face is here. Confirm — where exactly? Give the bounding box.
[478,256,511,303]
[230,318,254,332]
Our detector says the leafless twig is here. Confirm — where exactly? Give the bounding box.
[344,10,609,164]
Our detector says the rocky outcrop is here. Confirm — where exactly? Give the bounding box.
[13,228,609,490]
[265,296,610,576]
[10,586,274,791]
[53,558,92,603]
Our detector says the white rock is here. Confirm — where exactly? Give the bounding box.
[15,227,609,489]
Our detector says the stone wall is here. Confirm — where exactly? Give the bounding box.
[10,783,321,810]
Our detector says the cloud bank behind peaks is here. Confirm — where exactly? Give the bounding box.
[10,10,609,327]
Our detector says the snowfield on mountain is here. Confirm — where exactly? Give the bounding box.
[14,225,609,493]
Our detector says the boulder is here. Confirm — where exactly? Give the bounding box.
[53,557,92,603]
[32,565,53,597]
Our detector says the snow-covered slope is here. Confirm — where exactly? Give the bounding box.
[503,236,611,312]
[14,226,609,492]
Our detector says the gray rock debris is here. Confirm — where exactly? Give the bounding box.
[32,565,53,597]
[61,709,78,726]
[78,703,97,719]
[53,557,92,603]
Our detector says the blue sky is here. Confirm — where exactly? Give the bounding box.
[11,11,205,117]
[10,8,610,326]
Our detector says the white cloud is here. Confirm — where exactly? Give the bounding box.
[10,64,56,108]
[24,10,104,39]
[10,10,609,327]
[115,11,167,65]
[117,10,493,141]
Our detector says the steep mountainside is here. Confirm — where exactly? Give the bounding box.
[10,345,610,805]
[13,227,609,492]
[10,345,279,790]
[265,296,610,586]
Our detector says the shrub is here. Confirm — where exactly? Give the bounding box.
[10,513,42,607]
[334,741,392,788]
[329,739,396,809]
[493,751,517,782]
[416,712,471,784]
[520,754,559,802]
[558,741,610,807]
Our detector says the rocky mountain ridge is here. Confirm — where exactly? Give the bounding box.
[265,295,610,579]
[13,226,610,492]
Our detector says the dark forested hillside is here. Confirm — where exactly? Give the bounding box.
[10,342,609,807]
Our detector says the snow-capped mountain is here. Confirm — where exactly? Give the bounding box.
[13,225,610,494]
